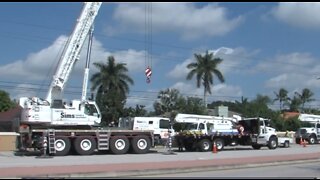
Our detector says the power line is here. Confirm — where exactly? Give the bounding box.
[2,80,320,107]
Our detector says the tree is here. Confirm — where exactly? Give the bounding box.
[186,50,225,107]
[245,94,272,118]
[289,95,302,112]
[295,88,315,112]
[153,88,180,115]
[234,96,249,115]
[90,56,134,126]
[283,116,301,131]
[122,105,147,117]
[0,90,15,112]
[273,88,290,111]
[177,96,206,115]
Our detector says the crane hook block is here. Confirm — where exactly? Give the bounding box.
[145,66,152,83]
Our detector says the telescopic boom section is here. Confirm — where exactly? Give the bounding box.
[81,27,94,102]
[46,2,102,104]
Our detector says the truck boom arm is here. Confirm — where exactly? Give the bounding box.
[46,2,102,104]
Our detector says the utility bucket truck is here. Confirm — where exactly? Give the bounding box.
[173,113,290,152]
[295,113,320,144]
[17,2,155,156]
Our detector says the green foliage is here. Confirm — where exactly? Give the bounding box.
[273,88,290,111]
[122,105,147,117]
[294,88,315,112]
[153,88,207,116]
[186,50,225,106]
[96,88,126,126]
[153,88,181,115]
[90,56,134,126]
[0,90,15,112]
[283,116,301,131]
[177,96,207,115]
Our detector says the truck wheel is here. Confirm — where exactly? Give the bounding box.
[309,135,316,144]
[268,137,278,149]
[284,141,290,148]
[110,136,129,154]
[54,137,71,156]
[198,139,212,152]
[214,138,224,151]
[131,135,151,154]
[252,144,262,150]
[73,136,96,155]
[295,138,301,144]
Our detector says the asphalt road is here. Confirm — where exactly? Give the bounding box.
[135,159,320,178]
[0,143,319,178]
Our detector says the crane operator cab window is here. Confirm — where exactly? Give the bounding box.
[84,104,98,117]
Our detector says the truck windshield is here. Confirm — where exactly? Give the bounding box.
[84,104,98,116]
[185,123,198,130]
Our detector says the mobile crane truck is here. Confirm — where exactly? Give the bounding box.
[18,2,154,156]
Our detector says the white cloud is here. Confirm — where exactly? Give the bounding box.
[0,35,151,109]
[0,36,67,81]
[106,3,243,40]
[10,83,42,100]
[259,52,320,96]
[272,2,320,29]
[254,52,316,74]
[167,58,193,79]
[109,49,147,73]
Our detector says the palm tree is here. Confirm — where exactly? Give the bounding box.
[154,88,180,115]
[289,95,302,112]
[90,56,134,125]
[235,96,249,115]
[295,88,315,112]
[186,50,225,107]
[273,88,290,111]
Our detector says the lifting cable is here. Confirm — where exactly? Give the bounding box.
[145,3,152,84]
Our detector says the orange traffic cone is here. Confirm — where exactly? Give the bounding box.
[212,142,217,153]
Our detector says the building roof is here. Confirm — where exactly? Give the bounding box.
[281,111,300,120]
[0,105,22,122]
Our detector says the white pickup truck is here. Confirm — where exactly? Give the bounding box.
[278,136,292,148]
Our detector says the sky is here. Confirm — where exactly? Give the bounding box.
[1,2,320,111]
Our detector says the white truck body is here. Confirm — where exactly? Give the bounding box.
[295,113,320,144]
[118,117,174,145]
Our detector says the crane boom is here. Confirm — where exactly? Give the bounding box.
[46,2,102,104]
[81,26,94,102]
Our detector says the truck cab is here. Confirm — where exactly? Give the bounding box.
[295,122,320,144]
[238,117,278,149]
[295,113,320,144]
